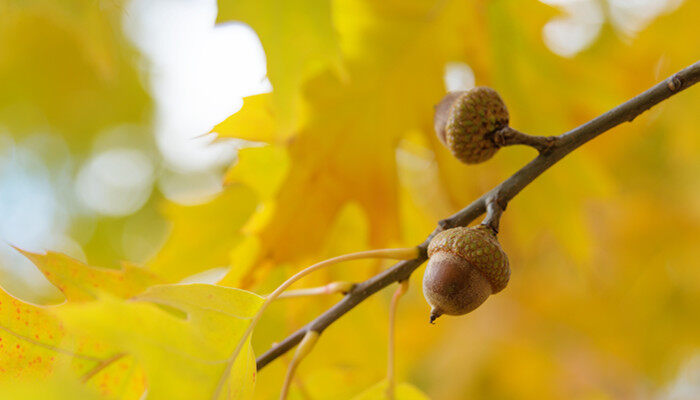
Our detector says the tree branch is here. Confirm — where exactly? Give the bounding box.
[256,61,700,370]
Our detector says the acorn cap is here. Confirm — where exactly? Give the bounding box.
[434,87,509,164]
[427,225,510,293]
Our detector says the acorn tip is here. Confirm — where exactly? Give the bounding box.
[429,307,443,324]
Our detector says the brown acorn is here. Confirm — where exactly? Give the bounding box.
[423,225,509,322]
[434,87,509,164]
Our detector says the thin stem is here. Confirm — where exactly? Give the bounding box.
[255,61,700,371]
[276,281,355,299]
[212,247,420,400]
[276,342,314,400]
[293,372,313,400]
[386,280,409,400]
[492,126,557,153]
[280,330,320,400]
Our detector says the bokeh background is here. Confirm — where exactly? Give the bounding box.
[1,0,698,399]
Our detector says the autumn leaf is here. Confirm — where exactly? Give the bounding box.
[214,94,278,143]
[0,285,145,399]
[212,0,474,286]
[217,0,342,135]
[17,249,159,302]
[148,185,258,281]
[0,374,104,399]
[351,381,430,400]
[2,0,700,399]
[224,145,289,201]
[0,285,92,379]
[55,284,264,400]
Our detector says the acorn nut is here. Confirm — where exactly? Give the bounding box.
[423,225,510,322]
[434,87,509,164]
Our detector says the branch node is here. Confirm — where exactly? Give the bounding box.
[341,283,358,295]
[492,127,558,154]
[667,75,682,91]
[482,196,504,234]
[438,218,451,230]
[540,136,559,154]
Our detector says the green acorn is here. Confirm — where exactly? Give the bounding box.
[434,87,509,164]
[423,225,509,322]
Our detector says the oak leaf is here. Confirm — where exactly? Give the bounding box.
[55,284,264,400]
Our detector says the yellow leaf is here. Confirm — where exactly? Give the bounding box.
[217,0,341,134]
[352,381,430,400]
[0,285,144,398]
[17,249,159,302]
[55,283,264,400]
[0,374,104,399]
[218,0,470,282]
[223,235,262,289]
[213,93,278,142]
[148,185,258,282]
[224,145,289,200]
[0,285,89,379]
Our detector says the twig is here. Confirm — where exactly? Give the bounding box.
[256,61,700,370]
[213,247,419,399]
[492,126,558,153]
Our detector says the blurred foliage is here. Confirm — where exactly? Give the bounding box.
[0,0,160,301]
[0,0,150,150]
[1,0,699,399]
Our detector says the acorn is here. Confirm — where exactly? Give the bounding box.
[434,87,509,164]
[423,225,509,322]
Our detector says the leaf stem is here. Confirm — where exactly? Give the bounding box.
[212,247,420,400]
[386,280,409,400]
[280,330,320,400]
[275,281,355,299]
